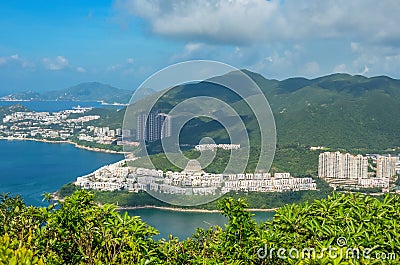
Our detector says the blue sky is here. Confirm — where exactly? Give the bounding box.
[1,0,400,93]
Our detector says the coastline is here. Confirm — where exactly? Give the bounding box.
[51,192,278,213]
[0,99,125,106]
[6,135,277,213]
[0,136,127,154]
[51,193,277,213]
[116,205,278,213]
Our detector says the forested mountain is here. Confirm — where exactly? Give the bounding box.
[150,71,400,151]
[4,71,400,151]
[1,82,133,104]
[252,72,400,150]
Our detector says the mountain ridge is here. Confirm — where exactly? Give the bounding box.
[1,82,133,104]
[2,72,400,151]
[134,71,400,152]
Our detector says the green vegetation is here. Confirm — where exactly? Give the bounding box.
[131,146,321,177]
[4,73,400,153]
[0,90,41,101]
[130,72,400,153]
[70,137,122,152]
[1,191,399,264]
[0,105,30,124]
[71,107,126,129]
[219,178,332,209]
[3,82,133,104]
[336,187,385,194]
[125,72,400,182]
[5,72,400,162]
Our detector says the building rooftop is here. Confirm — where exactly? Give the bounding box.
[183,159,204,174]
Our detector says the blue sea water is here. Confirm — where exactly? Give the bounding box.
[124,208,274,240]
[0,140,273,238]
[0,140,123,206]
[0,99,273,238]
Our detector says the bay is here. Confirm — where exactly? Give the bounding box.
[124,208,274,240]
[0,136,274,239]
[0,140,123,206]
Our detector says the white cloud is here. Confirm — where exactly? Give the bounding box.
[170,42,207,61]
[248,48,300,77]
[0,54,34,68]
[42,56,86,73]
[117,0,279,44]
[76,66,86,73]
[107,64,121,71]
[43,56,69,70]
[304,61,320,75]
[184,43,203,54]
[348,42,400,77]
[107,58,136,73]
[350,42,360,52]
[333,64,346,73]
[10,54,20,60]
[0,57,7,65]
[116,0,400,46]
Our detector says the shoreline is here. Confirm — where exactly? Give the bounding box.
[0,99,126,106]
[4,136,278,213]
[0,136,127,154]
[51,193,277,213]
[51,192,278,213]
[117,205,278,213]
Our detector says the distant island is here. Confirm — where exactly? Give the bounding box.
[0,82,133,104]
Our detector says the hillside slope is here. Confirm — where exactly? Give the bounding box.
[1,82,133,104]
[131,71,400,152]
[255,73,400,150]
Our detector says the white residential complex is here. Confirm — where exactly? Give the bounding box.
[75,160,317,194]
[76,161,136,192]
[195,144,241,151]
[0,107,123,146]
[318,152,368,179]
[318,151,391,189]
[376,155,397,179]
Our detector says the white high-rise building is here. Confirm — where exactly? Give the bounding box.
[318,152,368,179]
[158,113,172,139]
[136,111,171,142]
[376,155,397,178]
[355,154,368,180]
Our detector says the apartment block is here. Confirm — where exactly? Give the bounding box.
[376,155,397,178]
[318,152,368,179]
[136,111,171,142]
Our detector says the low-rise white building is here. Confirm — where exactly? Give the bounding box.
[358,177,389,188]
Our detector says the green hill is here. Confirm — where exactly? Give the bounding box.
[259,73,400,150]
[0,90,41,101]
[129,71,400,151]
[1,82,133,104]
[125,71,400,174]
[0,104,30,124]
[42,82,133,103]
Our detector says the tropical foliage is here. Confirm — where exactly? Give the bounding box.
[1,191,399,264]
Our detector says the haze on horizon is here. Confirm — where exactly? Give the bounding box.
[1,0,400,94]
